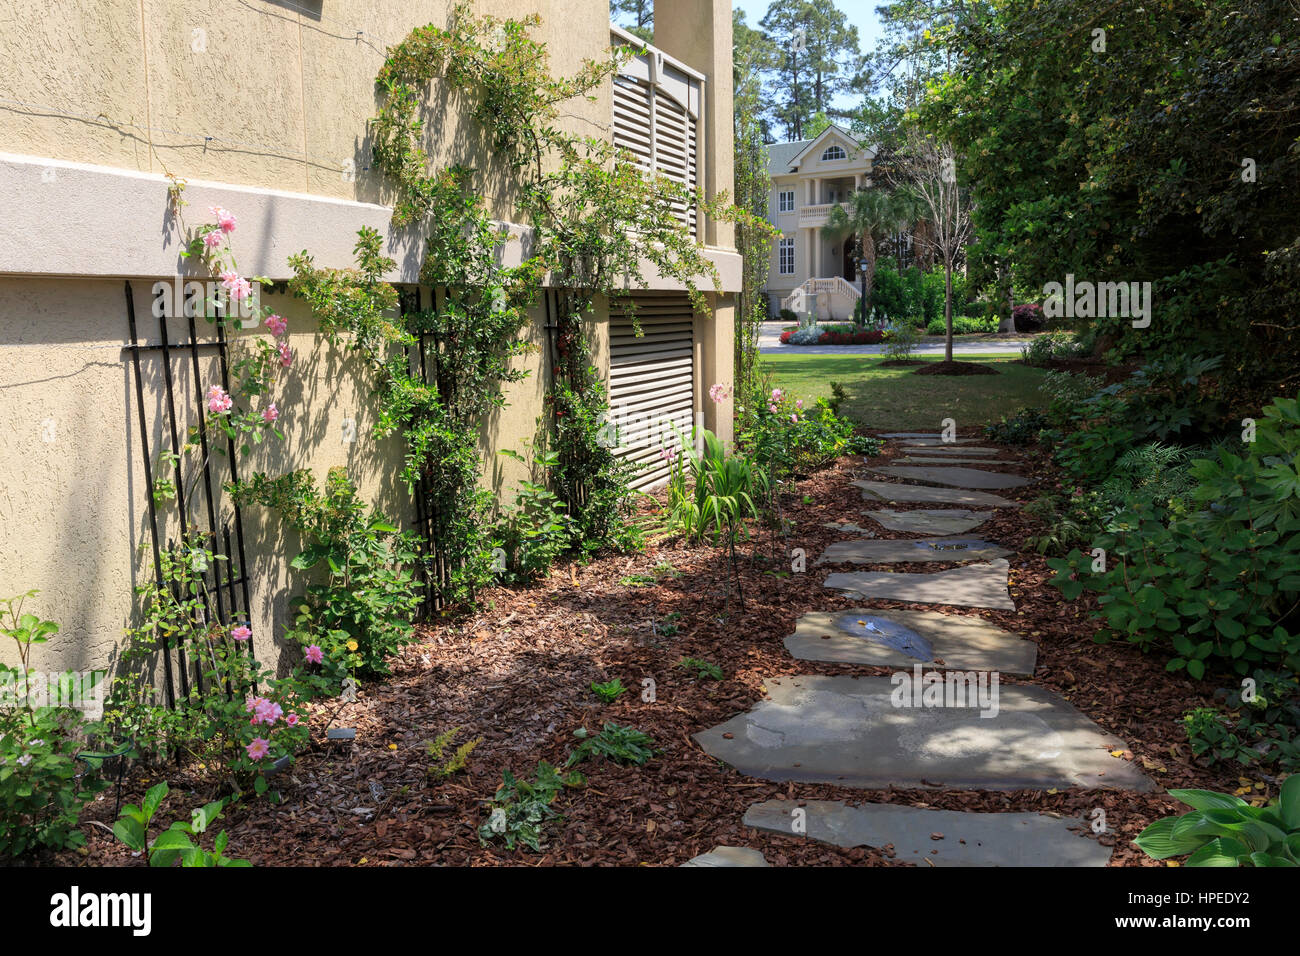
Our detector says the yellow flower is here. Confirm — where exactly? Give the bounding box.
[346,640,359,652]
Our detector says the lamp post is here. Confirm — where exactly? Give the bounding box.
[856,255,869,327]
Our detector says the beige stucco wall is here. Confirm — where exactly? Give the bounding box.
[0,0,735,676]
[0,273,574,676]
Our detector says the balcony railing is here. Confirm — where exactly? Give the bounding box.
[798,202,852,228]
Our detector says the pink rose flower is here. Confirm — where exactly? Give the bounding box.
[219,272,252,302]
[206,384,233,414]
[770,388,783,402]
[255,701,283,725]
[202,230,224,251]
[264,314,287,337]
[795,399,803,410]
[278,342,293,368]
[210,206,237,234]
[768,403,778,413]
[790,414,798,423]
[286,713,300,727]
[245,737,270,760]
[230,624,251,642]
[262,403,279,424]
[305,644,324,665]
[708,383,731,404]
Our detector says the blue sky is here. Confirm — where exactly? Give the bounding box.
[732,0,885,51]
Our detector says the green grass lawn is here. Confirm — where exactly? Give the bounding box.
[760,353,1049,431]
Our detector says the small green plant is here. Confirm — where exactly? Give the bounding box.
[984,407,1050,445]
[1133,776,1300,866]
[425,727,481,780]
[590,679,627,704]
[881,321,921,361]
[565,723,657,767]
[114,782,250,867]
[657,611,682,637]
[233,467,423,683]
[0,592,105,857]
[492,449,578,583]
[677,657,723,681]
[479,761,584,852]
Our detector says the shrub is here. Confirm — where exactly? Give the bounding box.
[779,330,794,344]
[779,308,798,323]
[1183,670,1300,773]
[882,321,921,361]
[788,325,823,345]
[926,315,998,336]
[984,407,1050,445]
[1012,302,1044,331]
[1020,329,1080,367]
[1048,392,1300,680]
[737,387,881,480]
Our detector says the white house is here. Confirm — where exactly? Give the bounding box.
[764,124,877,321]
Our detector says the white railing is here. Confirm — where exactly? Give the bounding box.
[781,276,861,320]
[798,202,851,228]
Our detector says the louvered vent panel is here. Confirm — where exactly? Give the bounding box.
[608,294,696,490]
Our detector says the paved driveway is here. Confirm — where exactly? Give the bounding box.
[756,321,1031,356]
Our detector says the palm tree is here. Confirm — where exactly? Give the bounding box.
[822,189,914,324]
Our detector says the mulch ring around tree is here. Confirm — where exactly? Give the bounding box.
[877,359,928,367]
[47,434,1256,867]
[912,360,1000,376]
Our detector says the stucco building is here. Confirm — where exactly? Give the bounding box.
[0,0,740,676]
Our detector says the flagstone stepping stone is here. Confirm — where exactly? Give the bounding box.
[743,800,1111,867]
[870,466,1029,490]
[878,432,974,439]
[824,559,1015,611]
[897,456,1022,467]
[785,608,1036,674]
[899,445,1000,454]
[896,438,986,447]
[822,521,876,535]
[853,480,1017,508]
[694,674,1154,791]
[680,846,770,867]
[816,537,1012,566]
[867,509,991,535]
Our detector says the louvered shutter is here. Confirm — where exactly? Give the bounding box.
[608,294,696,490]
[611,35,701,238]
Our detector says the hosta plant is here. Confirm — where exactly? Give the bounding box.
[1134,776,1300,866]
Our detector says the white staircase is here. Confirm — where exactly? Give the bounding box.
[780,277,861,321]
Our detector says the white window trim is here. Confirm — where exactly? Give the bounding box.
[821,145,846,161]
[778,236,795,275]
[778,189,795,213]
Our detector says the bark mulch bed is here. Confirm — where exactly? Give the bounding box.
[45,430,1259,867]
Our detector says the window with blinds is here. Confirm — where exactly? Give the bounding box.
[611,28,703,239]
[607,293,696,491]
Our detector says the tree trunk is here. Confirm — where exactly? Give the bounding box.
[862,232,876,324]
[944,260,954,362]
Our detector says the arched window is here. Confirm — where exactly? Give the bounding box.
[821,144,846,161]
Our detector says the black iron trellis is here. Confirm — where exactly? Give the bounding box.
[123,281,255,708]
[399,284,453,616]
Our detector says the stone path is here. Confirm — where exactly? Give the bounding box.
[816,537,1012,566]
[853,480,1018,508]
[825,560,1017,610]
[897,455,1022,467]
[785,608,1037,674]
[744,800,1112,867]
[695,674,1153,791]
[866,508,991,535]
[690,434,1145,866]
[681,846,770,867]
[869,465,1030,490]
